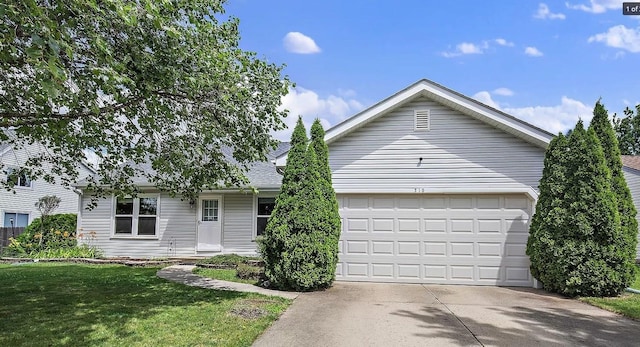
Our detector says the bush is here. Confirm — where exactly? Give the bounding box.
[236,264,263,280]
[258,117,340,291]
[7,213,79,257]
[196,254,261,267]
[527,122,631,297]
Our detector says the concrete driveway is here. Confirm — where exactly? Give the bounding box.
[253,282,640,347]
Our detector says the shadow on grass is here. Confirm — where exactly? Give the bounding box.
[0,263,286,347]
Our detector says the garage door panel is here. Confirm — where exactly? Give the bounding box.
[372,218,394,233]
[398,219,420,232]
[425,219,447,233]
[336,194,534,287]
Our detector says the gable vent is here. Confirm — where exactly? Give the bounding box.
[414,109,430,131]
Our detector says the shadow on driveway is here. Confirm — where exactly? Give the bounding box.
[254,282,640,347]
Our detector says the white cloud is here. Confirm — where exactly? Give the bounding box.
[283,32,321,54]
[525,46,544,56]
[458,42,483,54]
[473,91,592,134]
[534,3,566,19]
[566,0,623,13]
[494,38,515,46]
[442,39,513,57]
[276,87,365,140]
[588,25,640,52]
[493,87,514,96]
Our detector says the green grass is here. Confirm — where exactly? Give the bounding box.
[194,267,259,285]
[580,267,640,320]
[0,263,290,347]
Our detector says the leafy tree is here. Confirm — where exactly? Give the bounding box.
[589,101,638,275]
[613,105,640,155]
[259,117,341,291]
[1,0,289,205]
[529,121,631,297]
[35,195,62,247]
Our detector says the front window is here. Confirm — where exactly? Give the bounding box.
[256,197,276,236]
[114,195,158,236]
[6,167,31,188]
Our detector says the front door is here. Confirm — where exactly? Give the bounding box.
[197,196,222,252]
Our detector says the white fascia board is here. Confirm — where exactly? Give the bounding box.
[334,186,539,201]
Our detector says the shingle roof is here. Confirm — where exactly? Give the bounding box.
[622,155,640,172]
[77,142,290,189]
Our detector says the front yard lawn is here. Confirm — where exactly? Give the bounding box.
[0,263,290,347]
[580,267,640,320]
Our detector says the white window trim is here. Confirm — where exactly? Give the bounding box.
[253,193,277,241]
[111,194,160,239]
[2,210,31,228]
[5,166,33,190]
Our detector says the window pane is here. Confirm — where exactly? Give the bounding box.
[116,197,134,215]
[257,217,269,236]
[115,217,132,234]
[258,198,276,216]
[16,213,29,227]
[202,199,218,222]
[139,197,157,215]
[4,213,16,227]
[18,173,31,187]
[138,217,156,235]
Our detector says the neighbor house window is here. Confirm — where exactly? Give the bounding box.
[114,195,158,237]
[4,212,29,227]
[6,167,31,188]
[256,197,276,237]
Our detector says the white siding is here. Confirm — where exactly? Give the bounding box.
[222,193,256,253]
[623,168,640,258]
[79,192,196,258]
[0,144,94,226]
[329,97,546,193]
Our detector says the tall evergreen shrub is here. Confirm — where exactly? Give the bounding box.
[258,117,341,291]
[528,121,629,296]
[589,101,638,286]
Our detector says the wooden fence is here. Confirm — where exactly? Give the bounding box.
[0,227,26,250]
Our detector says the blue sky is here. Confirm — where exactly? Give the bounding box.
[225,0,639,140]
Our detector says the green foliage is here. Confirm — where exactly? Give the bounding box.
[1,0,290,205]
[528,121,633,297]
[258,117,341,291]
[236,264,264,281]
[589,101,638,278]
[4,213,101,258]
[614,105,640,155]
[196,253,261,267]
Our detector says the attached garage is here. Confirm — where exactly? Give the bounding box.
[335,194,534,286]
[275,79,554,287]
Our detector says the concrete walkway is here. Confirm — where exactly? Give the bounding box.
[156,265,299,299]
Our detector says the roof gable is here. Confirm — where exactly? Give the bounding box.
[276,79,554,166]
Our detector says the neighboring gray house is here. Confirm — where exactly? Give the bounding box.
[0,140,95,227]
[77,79,554,287]
[621,156,640,258]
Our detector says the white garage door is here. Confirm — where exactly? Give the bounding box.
[336,194,534,287]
